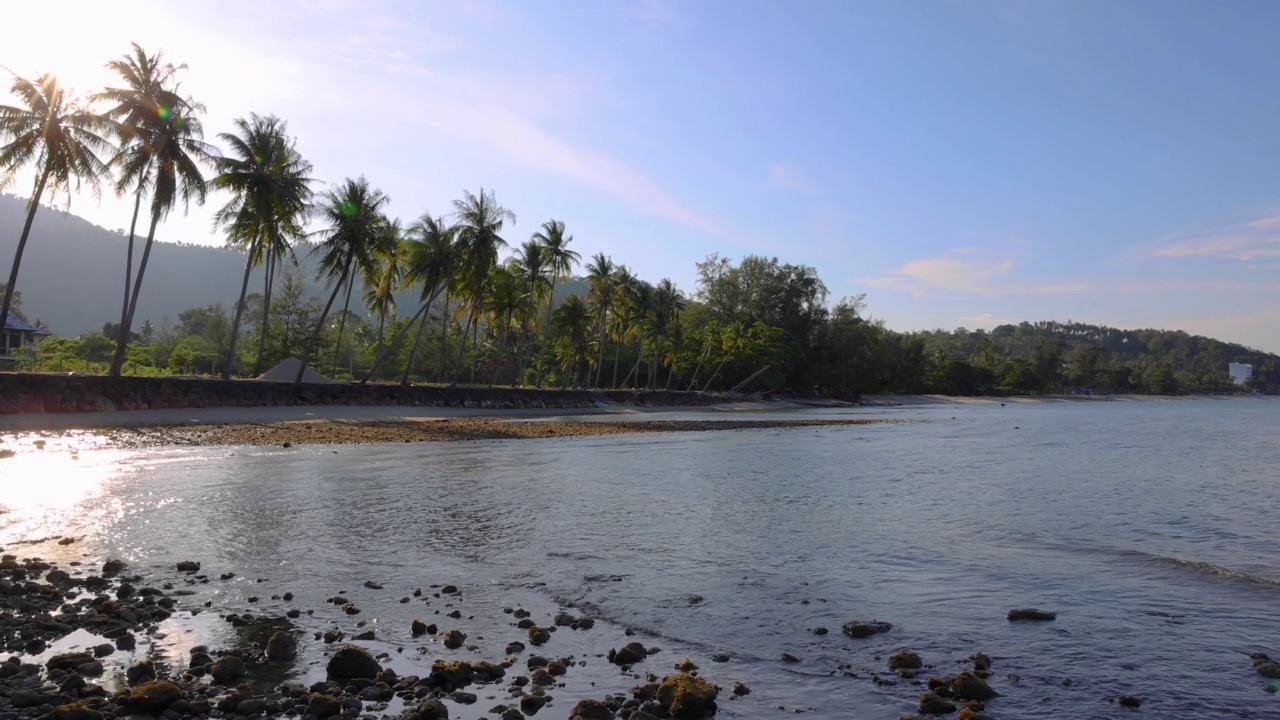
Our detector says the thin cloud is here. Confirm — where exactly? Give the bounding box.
[1151,212,1280,260]
[859,252,1089,297]
[767,162,814,192]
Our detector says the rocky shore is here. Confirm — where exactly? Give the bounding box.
[0,417,897,452]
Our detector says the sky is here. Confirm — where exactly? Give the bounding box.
[4,0,1280,351]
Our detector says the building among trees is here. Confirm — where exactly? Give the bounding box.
[1,312,52,367]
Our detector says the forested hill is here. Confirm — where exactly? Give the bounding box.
[0,193,256,335]
[911,321,1279,394]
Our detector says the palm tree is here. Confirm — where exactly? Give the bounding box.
[648,278,685,388]
[584,252,614,387]
[295,177,389,384]
[510,240,549,384]
[362,226,407,378]
[0,74,111,332]
[621,281,655,388]
[361,212,456,385]
[482,264,528,387]
[531,219,579,386]
[95,43,187,359]
[607,266,637,388]
[211,113,313,379]
[107,84,214,376]
[551,294,592,387]
[330,216,396,376]
[450,188,514,385]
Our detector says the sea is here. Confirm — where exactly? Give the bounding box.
[2,398,1278,718]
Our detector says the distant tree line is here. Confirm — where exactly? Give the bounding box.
[4,44,1276,393]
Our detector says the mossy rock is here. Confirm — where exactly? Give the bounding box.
[265,631,297,661]
[417,698,449,719]
[951,672,999,701]
[326,645,382,682]
[918,691,956,715]
[305,693,342,720]
[609,641,649,665]
[129,680,183,713]
[889,650,922,670]
[50,703,103,720]
[842,620,893,638]
[443,628,467,649]
[656,673,718,719]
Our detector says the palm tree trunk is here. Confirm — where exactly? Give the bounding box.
[0,171,49,345]
[116,184,144,350]
[687,335,712,391]
[469,318,480,384]
[397,304,433,385]
[296,263,350,384]
[438,298,449,383]
[623,344,644,388]
[535,279,557,387]
[450,305,475,386]
[110,209,162,377]
[253,252,276,376]
[222,242,258,379]
[330,277,355,375]
[612,340,621,389]
[592,312,607,388]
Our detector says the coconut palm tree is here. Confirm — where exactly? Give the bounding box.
[362,226,407,375]
[648,278,685,388]
[510,239,550,384]
[607,265,637,388]
[0,73,111,333]
[211,113,313,379]
[621,280,655,388]
[362,212,456,385]
[584,252,614,387]
[551,294,592,388]
[482,264,529,387]
[531,219,579,386]
[330,216,397,376]
[107,85,214,376]
[95,43,188,356]
[450,188,514,385]
[295,177,389,384]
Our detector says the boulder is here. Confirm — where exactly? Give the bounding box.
[128,680,183,713]
[889,650,922,671]
[305,693,343,720]
[50,703,103,720]
[569,699,613,719]
[327,645,382,682]
[175,561,201,573]
[209,655,246,684]
[443,628,466,649]
[609,642,649,665]
[951,672,999,701]
[1007,608,1056,622]
[266,631,297,661]
[842,620,893,638]
[918,691,956,715]
[656,673,718,719]
[417,698,449,719]
[47,653,96,672]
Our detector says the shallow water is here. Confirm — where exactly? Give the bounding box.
[3,400,1279,718]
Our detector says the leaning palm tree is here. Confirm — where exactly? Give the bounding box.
[551,294,592,388]
[295,177,390,384]
[95,43,188,356]
[531,219,579,386]
[211,113,313,379]
[450,188,514,385]
[607,266,637,388]
[481,264,527,387]
[648,278,686,388]
[362,228,407,376]
[358,212,456,385]
[584,252,614,387]
[108,88,214,376]
[0,73,111,333]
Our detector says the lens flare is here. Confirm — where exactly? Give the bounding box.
[157,107,171,121]
[339,201,357,218]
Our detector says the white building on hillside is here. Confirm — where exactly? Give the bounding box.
[1229,362,1253,386]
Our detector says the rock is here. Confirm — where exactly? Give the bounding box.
[209,654,247,683]
[610,642,649,665]
[1007,608,1056,622]
[675,657,698,672]
[1115,695,1142,708]
[443,628,467,649]
[50,703,103,720]
[529,626,552,646]
[412,619,428,636]
[569,698,613,719]
[47,653,96,672]
[554,613,577,626]
[417,698,449,719]
[266,631,297,661]
[1257,663,1280,679]
[450,691,477,704]
[530,668,554,686]
[520,694,548,715]
[731,681,751,696]
[811,627,829,635]
[327,645,382,682]
[306,693,343,720]
[506,641,526,655]
[129,680,183,713]
[574,617,596,630]
[92,643,115,657]
[780,652,800,663]
[889,650,923,671]
[951,672,999,701]
[957,709,993,720]
[442,584,459,594]
[175,561,201,573]
[919,691,956,715]
[842,620,893,638]
[126,661,156,685]
[972,653,992,671]
[657,673,718,718]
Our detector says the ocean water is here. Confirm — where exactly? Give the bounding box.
[2,399,1279,718]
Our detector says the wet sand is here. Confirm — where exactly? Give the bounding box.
[92,416,900,448]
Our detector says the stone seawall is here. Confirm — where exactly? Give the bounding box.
[0,374,721,415]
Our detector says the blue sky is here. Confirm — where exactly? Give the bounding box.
[6,0,1280,351]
